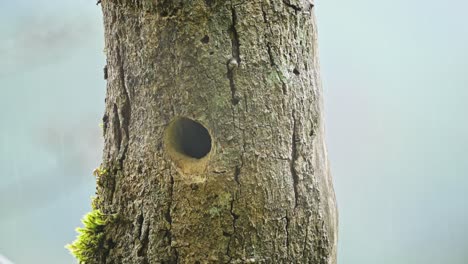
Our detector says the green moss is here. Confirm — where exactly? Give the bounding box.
[93,166,108,177]
[66,210,117,264]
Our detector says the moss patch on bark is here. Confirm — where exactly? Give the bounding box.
[66,209,117,264]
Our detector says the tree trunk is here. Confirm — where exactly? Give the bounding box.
[93,0,337,263]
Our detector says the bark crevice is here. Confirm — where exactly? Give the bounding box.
[114,45,131,165]
[112,104,122,154]
[290,112,299,209]
[227,2,241,105]
[266,42,275,67]
[283,215,290,253]
[165,171,179,261]
[229,4,241,64]
[234,165,241,186]
[136,212,150,264]
[226,187,240,263]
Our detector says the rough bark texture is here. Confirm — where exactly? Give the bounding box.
[95,0,337,263]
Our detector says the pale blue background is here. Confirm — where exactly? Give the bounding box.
[1,0,467,263]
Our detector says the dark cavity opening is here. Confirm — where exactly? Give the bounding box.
[167,118,212,159]
[201,35,210,44]
[293,68,300,76]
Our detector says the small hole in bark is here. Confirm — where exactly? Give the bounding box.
[201,35,210,44]
[231,97,240,105]
[204,0,215,7]
[293,68,300,75]
[165,117,212,159]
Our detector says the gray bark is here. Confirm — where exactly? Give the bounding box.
[95,0,337,263]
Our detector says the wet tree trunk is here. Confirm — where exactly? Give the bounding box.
[96,0,337,263]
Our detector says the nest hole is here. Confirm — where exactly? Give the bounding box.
[165,117,212,159]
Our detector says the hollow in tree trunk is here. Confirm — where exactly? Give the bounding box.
[71,0,338,263]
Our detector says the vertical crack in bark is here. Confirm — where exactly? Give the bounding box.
[227,2,241,105]
[230,4,241,65]
[112,104,122,154]
[137,213,144,240]
[136,212,150,264]
[225,3,248,253]
[283,215,290,254]
[166,171,179,261]
[107,104,121,204]
[226,160,242,262]
[281,83,288,95]
[234,165,241,185]
[260,2,274,68]
[226,6,244,257]
[290,112,299,209]
[260,1,268,23]
[115,45,132,166]
[226,178,240,263]
[266,42,275,67]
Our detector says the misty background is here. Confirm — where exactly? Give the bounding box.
[1,0,467,263]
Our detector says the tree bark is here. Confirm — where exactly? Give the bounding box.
[95,0,337,263]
